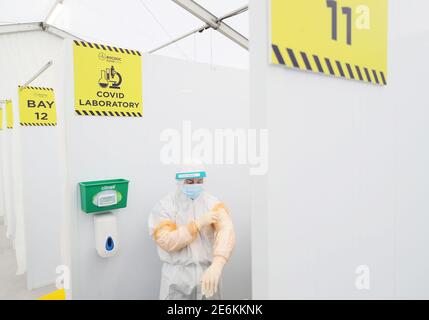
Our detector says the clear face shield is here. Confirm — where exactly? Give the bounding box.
[176,171,206,200]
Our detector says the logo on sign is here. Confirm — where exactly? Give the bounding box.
[101,185,116,191]
[98,66,122,89]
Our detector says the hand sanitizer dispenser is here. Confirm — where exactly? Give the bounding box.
[94,212,118,258]
[79,179,129,258]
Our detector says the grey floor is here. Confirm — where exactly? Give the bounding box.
[0,217,56,300]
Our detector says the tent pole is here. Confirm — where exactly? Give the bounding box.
[171,0,248,50]
[43,0,64,26]
[20,61,53,89]
[148,25,205,54]
[149,5,248,54]
[45,25,84,41]
[0,22,42,35]
[0,21,84,42]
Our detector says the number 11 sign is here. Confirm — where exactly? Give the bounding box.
[270,0,388,85]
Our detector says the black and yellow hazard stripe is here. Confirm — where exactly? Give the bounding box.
[18,85,54,91]
[75,110,143,117]
[74,40,142,56]
[271,44,387,86]
[20,122,57,126]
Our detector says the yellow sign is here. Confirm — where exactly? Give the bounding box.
[73,40,143,117]
[270,0,388,85]
[6,100,13,129]
[0,108,3,130]
[18,86,57,126]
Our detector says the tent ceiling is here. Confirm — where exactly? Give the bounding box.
[0,0,249,69]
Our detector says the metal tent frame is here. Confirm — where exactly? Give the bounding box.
[0,0,248,52]
[0,0,248,86]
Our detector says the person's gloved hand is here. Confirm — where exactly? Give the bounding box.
[196,210,219,230]
[212,202,228,214]
[201,256,226,298]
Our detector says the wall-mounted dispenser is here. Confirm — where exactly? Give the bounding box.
[79,179,129,258]
[79,179,129,214]
[94,212,118,258]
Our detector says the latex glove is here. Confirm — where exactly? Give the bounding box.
[196,210,219,230]
[212,202,228,215]
[201,256,226,298]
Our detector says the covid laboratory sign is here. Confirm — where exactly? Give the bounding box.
[73,40,143,117]
[270,0,388,85]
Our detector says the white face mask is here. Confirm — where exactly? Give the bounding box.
[182,184,204,200]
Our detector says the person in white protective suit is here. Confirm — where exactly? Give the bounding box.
[148,166,236,300]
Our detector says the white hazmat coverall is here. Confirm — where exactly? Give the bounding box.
[148,188,235,300]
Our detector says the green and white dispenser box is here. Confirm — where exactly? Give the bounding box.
[79,179,129,214]
[79,179,129,258]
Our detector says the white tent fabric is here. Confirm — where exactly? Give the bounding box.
[0,0,249,69]
[0,126,5,221]
[0,0,249,290]
[0,30,67,283]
